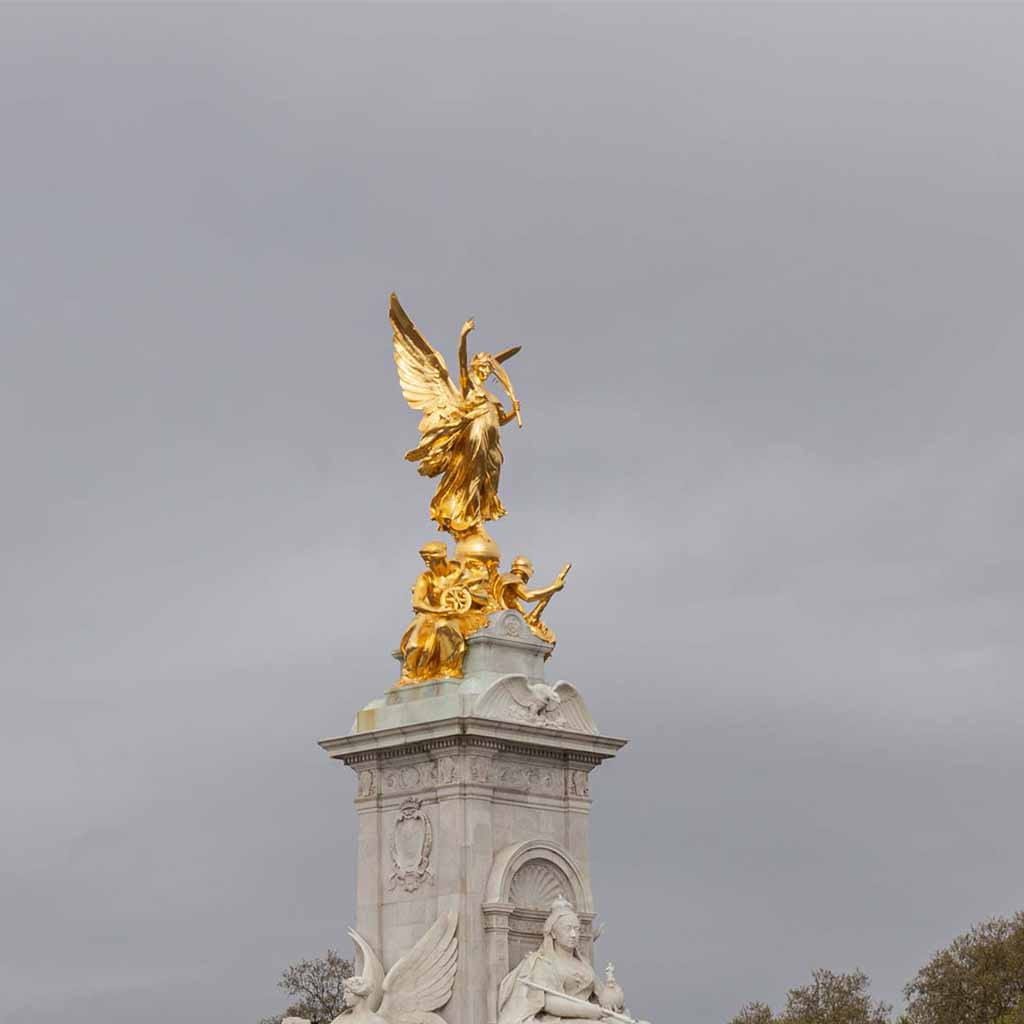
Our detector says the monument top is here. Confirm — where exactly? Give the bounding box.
[301,294,651,1024]
[387,294,573,687]
[334,610,618,741]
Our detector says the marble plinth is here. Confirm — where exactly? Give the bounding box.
[319,611,626,1024]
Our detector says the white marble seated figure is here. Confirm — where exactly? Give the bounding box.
[497,897,627,1024]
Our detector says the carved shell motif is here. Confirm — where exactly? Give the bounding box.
[508,858,574,910]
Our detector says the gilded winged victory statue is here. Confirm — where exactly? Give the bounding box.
[391,292,522,539]
[390,294,570,684]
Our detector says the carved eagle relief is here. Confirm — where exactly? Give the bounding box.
[474,675,599,734]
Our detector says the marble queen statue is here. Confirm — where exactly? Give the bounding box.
[497,897,646,1024]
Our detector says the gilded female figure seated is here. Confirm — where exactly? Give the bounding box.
[398,541,490,685]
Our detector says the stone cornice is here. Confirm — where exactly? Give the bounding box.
[318,714,627,766]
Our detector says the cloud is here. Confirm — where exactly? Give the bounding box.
[3,5,1023,1023]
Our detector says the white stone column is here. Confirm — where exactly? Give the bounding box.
[321,614,627,1024]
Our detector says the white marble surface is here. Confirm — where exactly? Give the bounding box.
[350,612,599,736]
[320,612,627,1024]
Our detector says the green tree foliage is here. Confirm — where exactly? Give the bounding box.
[781,968,892,1024]
[728,969,891,1024]
[259,949,353,1024]
[905,912,1024,1024]
[729,1002,776,1024]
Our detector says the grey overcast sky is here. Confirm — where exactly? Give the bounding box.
[2,4,1022,1022]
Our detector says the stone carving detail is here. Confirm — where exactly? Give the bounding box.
[357,769,377,798]
[568,770,590,797]
[508,858,574,911]
[499,764,526,788]
[291,911,458,1024]
[385,767,413,793]
[469,757,494,784]
[501,611,522,637]
[437,755,459,784]
[387,799,434,892]
[494,761,560,793]
[383,762,438,794]
[474,675,599,734]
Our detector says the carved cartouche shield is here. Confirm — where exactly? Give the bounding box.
[388,798,434,892]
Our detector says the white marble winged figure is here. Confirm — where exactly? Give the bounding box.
[288,910,458,1024]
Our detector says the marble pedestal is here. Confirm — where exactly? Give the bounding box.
[319,611,626,1024]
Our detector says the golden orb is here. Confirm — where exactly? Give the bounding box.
[454,527,501,565]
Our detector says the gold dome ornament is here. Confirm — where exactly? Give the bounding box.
[454,525,502,566]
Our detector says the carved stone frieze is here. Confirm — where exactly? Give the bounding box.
[357,768,377,798]
[493,760,561,793]
[436,755,459,784]
[382,761,438,795]
[469,756,495,784]
[568,769,591,797]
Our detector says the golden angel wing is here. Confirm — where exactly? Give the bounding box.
[379,910,458,1019]
[390,294,462,428]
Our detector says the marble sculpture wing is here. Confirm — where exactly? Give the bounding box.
[552,680,599,734]
[378,909,459,1024]
[349,926,386,1012]
[475,675,599,734]
[474,674,535,718]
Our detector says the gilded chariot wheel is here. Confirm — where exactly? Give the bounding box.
[440,585,472,614]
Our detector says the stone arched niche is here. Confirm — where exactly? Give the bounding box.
[482,840,595,1024]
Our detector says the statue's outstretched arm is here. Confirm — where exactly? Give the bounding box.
[498,402,520,427]
[522,564,571,603]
